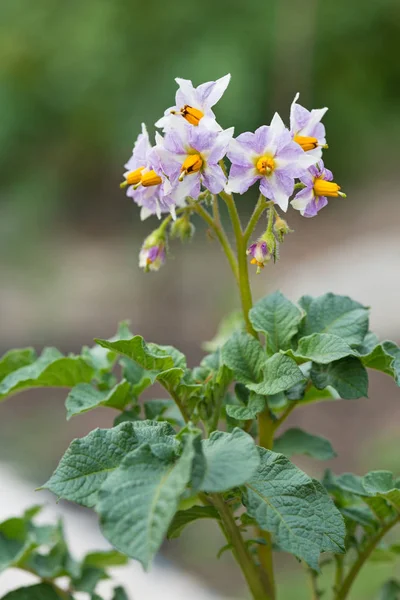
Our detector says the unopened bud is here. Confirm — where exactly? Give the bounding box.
[274,215,293,243]
[139,228,167,273]
[170,216,195,242]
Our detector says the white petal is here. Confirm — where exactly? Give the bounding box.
[198,74,231,108]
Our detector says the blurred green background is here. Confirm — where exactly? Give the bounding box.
[1,0,400,598]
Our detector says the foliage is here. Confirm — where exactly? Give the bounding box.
[0,506,128,599]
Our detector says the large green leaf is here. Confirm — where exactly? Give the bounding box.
[299,293,369,346]
[273,428,336,460]
[98,440,194,568]
[249,291,303,355]
[42,421,176,507]
[0,348,36,382]
[311,357,368,399]
[290,333,356,364]
[0,348,94,402]
[244,448,345,569]
[247,354,304,395]
[167,505,220,539]
[65,380,133,419]
[198,429,260,493]
[0,584,70,600]
[221,332,265,384]
[94,335,184,371]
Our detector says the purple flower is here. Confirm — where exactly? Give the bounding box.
[139,232,166,272]
[247,241,270,273]
[155,74,231,132]
[291,161,346,217]
[155,122,234,201]
[227,113,318,211]
[290,93,328,158]
[121,124,181,220]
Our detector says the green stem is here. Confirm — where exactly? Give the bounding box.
[307,568,321,600]
[219,191,257,337]
[273,400,299,432]
[191,200,239,284]
[335,514,400,600]
[162,384,190,423]
[243,195,269,244]
[334,555,344,595]
[211,494,273,600]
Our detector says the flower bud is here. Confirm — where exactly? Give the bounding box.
[139,229,167,272]
[170,216,195,243]
[247,240,270,274]
[273,215,293,243]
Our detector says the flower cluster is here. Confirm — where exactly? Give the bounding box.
[121,75,346,271]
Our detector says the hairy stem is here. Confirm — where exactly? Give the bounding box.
[219,191,257,337]
[273,400,299,432]
[211,494,273,600]
[191,200,239,284]
[335,514,400,600]
[243,195,269,244]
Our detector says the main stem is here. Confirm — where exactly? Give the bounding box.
[211,494,273,600]
[219,190,276,599]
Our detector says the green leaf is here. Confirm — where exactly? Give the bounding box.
[73,565,108,593]
[244,448,345,569]
[0,584,71,600]
[221,332,265,384]
[202,310,245,353]
[42,421,176,507]
[225,394,266,420]
[83,550,128,568]
[249,291,303,355]
[112,587,129,600]
[0,348,94,402]
[340,506,378,529]
[167,506,220,539]
[0,516,35,573]
[199,429,260,493]
[98,439,195,569]
[378,579,400,600]
[94,335,183,371]
[0,348,36,382]
[290,333,356,364]
[300,293,369,346]
[311,357,368,399]
[247,354,304,395]
[273,428,337,460]
[65,380,133,419]
[144,399,175,420]
[360,341,400,384]
[299,386,340,405]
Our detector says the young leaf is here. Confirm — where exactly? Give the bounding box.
[0,584,71,600]
[0,348,36,382]
[247,354,304,395]
[311,357,368,399]
[98,439,195,569]
[360,341,400,385]
[225,394,266,420]
[273,428,337,460]
[378,579,400,600]
[290,333,356,364]
[249,291,303,355]
[167,505,220,539]
[65,380,133,419]
[198,429,260,493]
[42,421,176,507]
[299,293,369,346]
[221,332,265,384]
[244,448,345,569]
[0,348,94,402]
[83,550,128,568]
[0,516,36,573]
